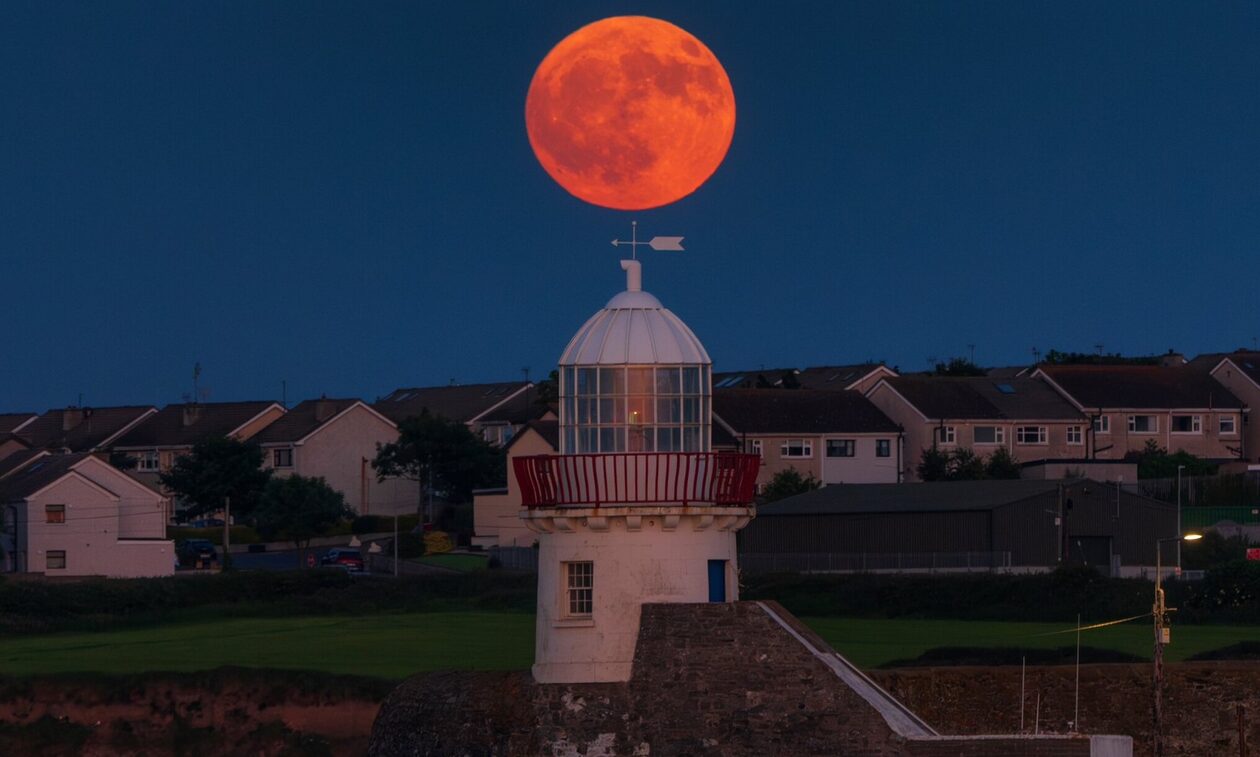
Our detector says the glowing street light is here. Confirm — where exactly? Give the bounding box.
[1152,532,1201,757]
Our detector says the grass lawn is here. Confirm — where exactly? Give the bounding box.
[414,553,489,572]
[0,613,1253,679]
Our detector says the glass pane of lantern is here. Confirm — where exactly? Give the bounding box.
[577,368,597,395]
[656,398,680,423]
[627,367,653,394]
[656,367,681,394]
[682,367,700,394]
[598,367,625,395]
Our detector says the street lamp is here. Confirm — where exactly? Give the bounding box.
[1152,532,1201,757]
[1175,464,1186,572]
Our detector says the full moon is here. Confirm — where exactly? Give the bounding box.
[525,16,736,211]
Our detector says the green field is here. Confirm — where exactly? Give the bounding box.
[414,553,490,572]
[0,612,1254,679]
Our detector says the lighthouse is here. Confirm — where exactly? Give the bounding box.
[516,258,759,684]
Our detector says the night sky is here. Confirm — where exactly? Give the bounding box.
[3,1,1258,412]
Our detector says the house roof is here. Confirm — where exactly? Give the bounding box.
[0,452,94,502]
[375,382,530,424]
[1037,365,1244,410]
[0,414,36,434]
[880,377,1084,421]
[113,401,283,448]
[795,364,892,391]
[759,479,1073,516]
[986,366,1033,379]
[713,389,900,435]
[1200,351,1260,388]
[506,420,559,453]
[250,398,376,444]
[0,448,47,479]
[712,368,800,390]
[477,388,551,425]
[18,406,156,452]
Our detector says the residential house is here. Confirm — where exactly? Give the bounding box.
[374,381,537,445]
[1196,351,1260,464]
[795,363,898,394]
[252,397,419,516]
[0,414,37,462]
[471,419,558,549]
[15,405,156,453]
[865,376,1087,481]
[1034,365,1245,462]
[712,368,800,389]
[712,389,902,487]
[0,452,173,577]
[112,401,287,518]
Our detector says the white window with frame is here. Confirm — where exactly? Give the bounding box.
[46,550,66,570]
[826,439,855,458]
[45,504,66,524]
[1170,415,1201,434]
[136,451,160,472]
[1016,426,1047,445]
[273,447,294,468]
[875,439,891,458]
[1128,415,1157,434]
[973,426,1004,445]
[1092,416,1110,434]
[1220,415,1238,435]
[780,438,813,458]
[935,426,956,445]
[564,561,593,618]
[748,439,763,457]
[1066,426,1083,445]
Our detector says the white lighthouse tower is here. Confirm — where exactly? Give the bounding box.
[517,257,759,684]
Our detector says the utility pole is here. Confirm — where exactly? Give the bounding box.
[222,496,231,571]
[393,513,399,578]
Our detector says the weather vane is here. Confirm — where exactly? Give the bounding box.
[611,220,684,260]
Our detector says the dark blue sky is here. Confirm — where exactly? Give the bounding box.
[3,2,1258,412]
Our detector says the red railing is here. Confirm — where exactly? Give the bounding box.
[514,452,761,508]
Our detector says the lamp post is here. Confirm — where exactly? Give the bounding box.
[1153,532,1201,757]
[1175,464,1186,572]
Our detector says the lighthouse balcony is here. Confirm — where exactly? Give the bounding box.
[513,452,760,508]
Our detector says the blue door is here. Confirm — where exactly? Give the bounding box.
[707,559,727,602]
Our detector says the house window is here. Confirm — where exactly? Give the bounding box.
[1220,415,1238,435]
[1092,416,1110,434]
[1066,426,1083,445]
[1171,415,1201,434]
[1016,426,1047,445]
[136,451,160,472]
[826,439,855,458]
[1128,415,1157,434]
[935,426,956,445]
[565,561,593,617]
[45,504,66,524]
[748,439,763,457]
[876,439,891,458]
[780,439,813,458]
[973,426,1005,445]
[46,550,66,570]
[273,448,294,468]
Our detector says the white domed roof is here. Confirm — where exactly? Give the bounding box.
[559,260,710,366]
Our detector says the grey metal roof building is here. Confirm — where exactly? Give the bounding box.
[741,479,1177,574]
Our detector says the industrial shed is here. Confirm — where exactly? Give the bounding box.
[740,479,1177,576]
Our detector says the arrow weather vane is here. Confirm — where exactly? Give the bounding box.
[611,220,684,260]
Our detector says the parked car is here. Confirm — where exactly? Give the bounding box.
[176,538,218,568]
[320,547,365,572]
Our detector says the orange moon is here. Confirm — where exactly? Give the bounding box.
[525,16,736,211]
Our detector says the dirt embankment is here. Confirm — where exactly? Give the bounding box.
[873,662,1260,757]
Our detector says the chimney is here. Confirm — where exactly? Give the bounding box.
[182,405,201,427]
[315,397,336,423]
[1161,350,1186,368]
[62,407,84,431]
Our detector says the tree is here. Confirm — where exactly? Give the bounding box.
[372,410,506,510]
[534,369,560,408]
[917,446,950,481]
[759,467,821,503]
[159,437,271,520]
[1127,439,1218,479]
[947,448,987,481]
[985,447,1021,479]
[108,450,137,471]
[933,357,986,376]
[253,475,353,562]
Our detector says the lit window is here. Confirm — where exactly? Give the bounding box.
[1128,415,1157,434]
[1093,416,1110,434]
[826,439,855,458]
[780,439,813,458]
[936,426,956,445]
[876,439,891,458]
[973,426,1004,445]
[1220,415,1237,435]
[1016,426,1047,445]
[46,550,66,570]
[1171,415,1201,434]
[565,561,593,617]
[1066,426,1083,445]
[136,451,160,472]
[273,448,294,468]
[45,504,66,524]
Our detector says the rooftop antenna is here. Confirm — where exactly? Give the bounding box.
[611,220,684,261]
[522,367,530,383]
[1095,343,1104,356]
[967,344,976,363]
[1031,347,1041,364]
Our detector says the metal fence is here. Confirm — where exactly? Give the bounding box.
[1131,473,1260,508]
[1181,505,1260,529]
[488,546,539,572]
[739,551,1013,575]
